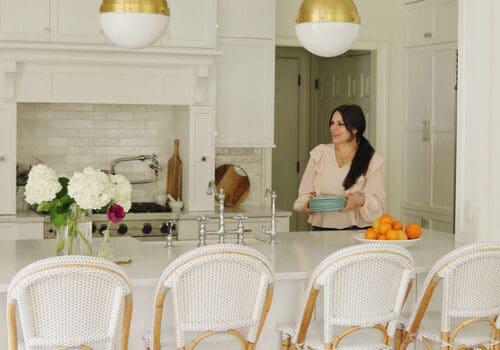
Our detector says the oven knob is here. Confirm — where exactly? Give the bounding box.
[99,224,108,235]
[142,223,153,234]
[160,222,176,234]
[117,223,128,235]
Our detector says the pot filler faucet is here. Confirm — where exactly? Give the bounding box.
[109,154,161,184]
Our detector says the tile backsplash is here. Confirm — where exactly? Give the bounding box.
[17,103,266,206]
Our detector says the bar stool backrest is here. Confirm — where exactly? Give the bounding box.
[404,241,500,346]
[7,255,133,350]
[150,244,274,350]
[292,243,415,345]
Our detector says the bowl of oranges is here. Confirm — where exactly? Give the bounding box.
[354,214,423,248]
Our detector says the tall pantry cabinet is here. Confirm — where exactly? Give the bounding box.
[401,0,457,232]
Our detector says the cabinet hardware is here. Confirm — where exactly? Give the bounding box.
[298,74,301,87]
[296,161,300,173]
[422,120,431,142]
[0,156,5,161]
[201,156,206,162]
[423,32,432,38]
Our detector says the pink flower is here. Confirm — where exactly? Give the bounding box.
[107,204,126,223]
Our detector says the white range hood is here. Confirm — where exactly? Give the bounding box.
[0,42,219,214]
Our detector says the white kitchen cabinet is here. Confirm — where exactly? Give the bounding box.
[217,0,275,39]
[402,43,456,232]
[402,209,453,233]
[405,0,457,47]
[50,0,105,44]
[0,0,50,41]
[0,102,16,215]
[0,0,217,49]
[158,0,217,49]
[186,106,216,211]
[216,37,275,147]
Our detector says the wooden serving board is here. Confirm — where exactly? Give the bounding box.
[166,139,182,201]
[215,164,250,207]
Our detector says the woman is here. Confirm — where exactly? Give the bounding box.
[293,104,385,230]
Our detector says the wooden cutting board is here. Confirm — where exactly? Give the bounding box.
[215,164,250,207]
[166,139,182,201]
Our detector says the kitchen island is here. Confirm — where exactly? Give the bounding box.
[0,229,456,349]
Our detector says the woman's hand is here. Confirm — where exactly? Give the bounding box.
[303,192,316,216]
[339,192,365,213]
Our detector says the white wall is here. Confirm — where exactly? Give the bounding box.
[455,0,500,242]
[275,0,405,218]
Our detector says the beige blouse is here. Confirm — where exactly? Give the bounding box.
[293,144,385,229]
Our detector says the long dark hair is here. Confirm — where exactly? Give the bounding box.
[330,104,375,190]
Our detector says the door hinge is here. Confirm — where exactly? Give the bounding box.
[296,161,300,173]
[298,74,301,86]
[314,78,319,90]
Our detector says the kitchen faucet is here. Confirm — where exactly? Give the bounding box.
[203,181,248,245]
[261,189,278,244]
[206,183,227,243]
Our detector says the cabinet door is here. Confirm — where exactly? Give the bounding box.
[403,47,432,210]
[405,0,457,47]
[430,46,456,214]
[0,0,50,41]
[218,0,275,39]
[216,37,275,147]
[0,103,16,215]
[187,106,215,211]
[159,0,216,48]
[50,0,105,44]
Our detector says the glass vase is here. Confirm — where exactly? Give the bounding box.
[98,228,114,260]
[56,204,93,256]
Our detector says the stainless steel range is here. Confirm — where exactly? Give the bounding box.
[43,202,177,239]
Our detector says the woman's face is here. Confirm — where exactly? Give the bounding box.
[330,111,355,144]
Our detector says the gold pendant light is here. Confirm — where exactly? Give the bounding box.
[295,0,361,57]
[99,0,170,50]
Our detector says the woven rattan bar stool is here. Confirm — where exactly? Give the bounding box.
[144,244,274,350]
[398,241,500,350]
[7,255,133,350]
[280,243,415,350]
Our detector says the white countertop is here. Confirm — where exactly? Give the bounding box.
[0,229,456,293]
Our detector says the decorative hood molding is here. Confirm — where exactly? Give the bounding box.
[0,42,219,106]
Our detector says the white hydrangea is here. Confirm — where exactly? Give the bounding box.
[68,167,115,210]
[110,174,132,212]
[24,164,62,204]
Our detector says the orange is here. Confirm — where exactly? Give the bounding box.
[377,234,387,240]
[398,230,408,240]
[386,229,399,240]
[379,214,394,225]
[364,227,378,240]
[372,218,381,232]
[392,220,403,230]
[379,222,392,235]
[405,223,422,239]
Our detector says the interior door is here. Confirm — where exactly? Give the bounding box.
[315,52,373,145]
[273,57,300,231]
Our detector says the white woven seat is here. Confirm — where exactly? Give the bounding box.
[280,243,415,350]
[399,241,500,350]
[145,244,274,350]
[7,255,133,350]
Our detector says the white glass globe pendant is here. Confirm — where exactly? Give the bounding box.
[295,0,361,57]
[99,0,170,50]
